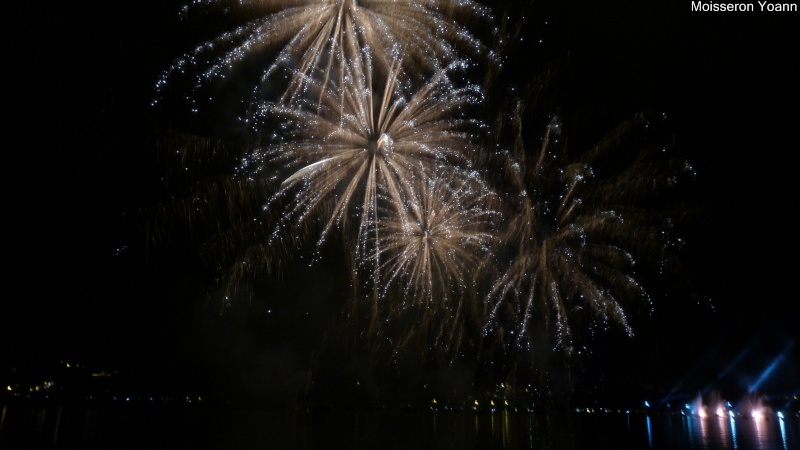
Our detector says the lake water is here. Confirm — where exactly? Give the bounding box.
[1,401,798,449]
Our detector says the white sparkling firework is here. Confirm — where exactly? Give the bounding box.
[239,53,486,272]
[485,107,694,355]
[370,172,500,350]
[153,2,695,360]
[155,0,494,109]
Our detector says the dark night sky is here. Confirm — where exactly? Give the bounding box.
[5,1,798,405]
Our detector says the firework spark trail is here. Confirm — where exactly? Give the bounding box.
[155,0,494,112]
[237,53,486,272]
[484,102,695,355]
[369,172,500,351]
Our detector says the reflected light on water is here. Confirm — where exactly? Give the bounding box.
[53,406,62,444]
[753,409,769,444]
[682,411,795,450]
[502,411,512,449]
[527,413,535,449]
[697,414,710,449]
[730,413,739,449]
[684,414,694,445]
[0,404,7,431]
[717,411,730,448]
[778,414,787,450]
[35,407,46,434]
[1,402,798,449]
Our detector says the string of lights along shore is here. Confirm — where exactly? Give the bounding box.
[152,0,696,363]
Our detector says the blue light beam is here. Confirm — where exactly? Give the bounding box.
[748,341,794,393]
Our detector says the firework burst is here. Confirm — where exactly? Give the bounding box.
[484,99,695,355]
[368,172,500,352]
[242,54,486,269]
[155,0,494,113]
[151,1,696,373]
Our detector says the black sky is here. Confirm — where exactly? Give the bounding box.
[5,1,798,405]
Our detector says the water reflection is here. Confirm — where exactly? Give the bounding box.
[697,412,710,448]
[682,411,795,450]
[717,411,728,448]
[779,415,788,450]
[53,406,63,445]
[0,404,7,431]
[753,414,769,449]
[0,401,797,449]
